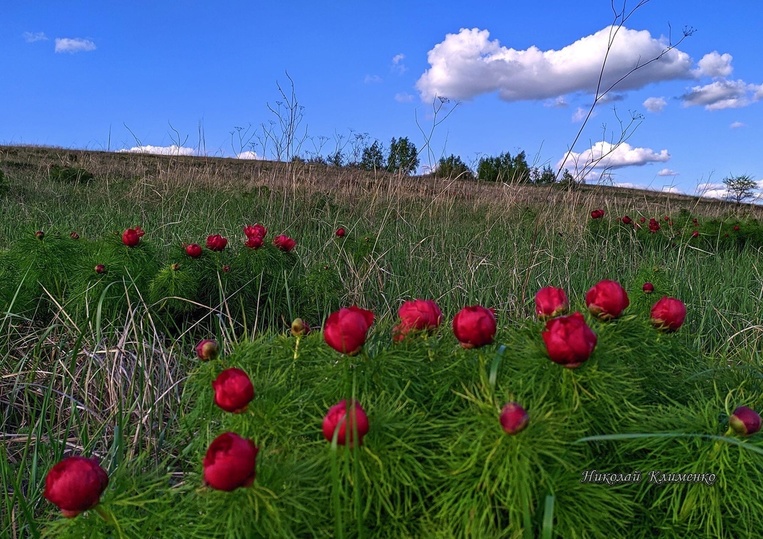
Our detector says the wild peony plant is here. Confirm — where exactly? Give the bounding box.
[452,305,496,348]
[43,457,109,518]
[323,306,374,355]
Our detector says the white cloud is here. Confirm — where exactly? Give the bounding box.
[695,52,733,78]
[680,79,763,110]
[23,31,48,43]
[558,141,669,175]
[613,182,683,194]
[571,107,589,122]
[118,145,195,156]
[236,151,261,160]
[55,37,96,54]
[391,53,407,74]
[730,121,745,129]
[545,96,568,108]
[416,26,693,102]
[395,92,414,103]
[695,182,728,199]
[364,74,382,84]
[661,186,681,194]
[643,96,667,112]
[657,168,678,176]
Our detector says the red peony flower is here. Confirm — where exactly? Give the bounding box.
[35,230,45,240]
[94,264,106,274]
[590,209,605,219]
[691,230,699,238]
[393,299,443,341]
[648,218,660,233]
[185,243,202,258]
[70,231,80,240]
[243,223,267,239]
[322,400,370,447]
[729,406,762,436]
[244,235,263,249]
[534,286,569,319]
[212,368,255,413]
[43,456,109,518]
[206,234,228,251]
[452,305,497,349]
[542,312,597,368]
[621,215,632,225]
[195,339,219,361]
[203,432,258,491]
[650,296,686,332]
[733,225,741,231]
[500,402,529,435]
[639,217,646,223]
[323,306,375,355]
[336,227,346,238]
[585,280,629,320]
[122,228,140,247]
[133,226,145,237]
[273,234,296,252]
[642,282,654,294]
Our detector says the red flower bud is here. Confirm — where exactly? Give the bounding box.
[590,209,604,219]
[639,217,646,223]
[394,299,443,341]
[323,306,374,355]
[500,402,529,435]
[94,264,106,274]
[243,223,267,239]
[35,230,45,240]
[642,282,654,294]
[585,280,629,320]
[322,400,370,447]
[212,368,255,413]
[648,218,660,233]
[691,230,699,238]
[121,228,140,247]
[43,456,109,518]
[452,305,497,349]
[245,235,263,249]
[650,296,686,332]
[621,215,632,225]
[733,225,740,231]
[195,339,219,361]
[534,286,569,319]
[203,432,258,491]
[729,406,762,436]
[336,227,346,237]
[70,231,80,240]
[273,234,297,252]
[542,312,597,368]
[185,243,202,258]
[206,234,228,252]
[291,317,309,336]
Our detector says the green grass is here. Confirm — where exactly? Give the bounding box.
[1,145,763,537]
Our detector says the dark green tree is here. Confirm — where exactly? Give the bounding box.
[434,154,474,180]
[531,165,557,184]
[360,141,385,171]
[386,137,419,175]
[476,151,531,183]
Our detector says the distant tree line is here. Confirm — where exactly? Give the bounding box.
[430,151,577,186]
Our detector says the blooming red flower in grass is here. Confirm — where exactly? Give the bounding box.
[70,231,80,240]
[585,280,629,320]
[324,306,374,355]
[542,312,597,368]
[534,287,569,319]
[185,243,202,258]
[244,223,267,239]
[691,230,699,238]
[729,406,762,436]
[621,215,632,225]
[94,264,106,274]
[590,209,604,219]
[244,235,263,249]
[122,228,141,247]
[639,217,646,223]
[648,218,660,233]
[650,296,686,332]
[196,339,219,361]
[44,456,109,518]
[206,234,228,251]
[336,227,346,237]
[203,432,258,491]
[642,282,654,294]
[273,234,297,252]
[500,402,529,435]
[212,368,255,413]
[322,400,370,447]
[453,305,497,349]
[393,299,443,341]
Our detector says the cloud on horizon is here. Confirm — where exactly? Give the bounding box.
[55,37,96,54]
[558,141,670,177]
[643,96,667,112]
[679,79,763,110]
[657,168,678,176]
[118,145,195,156]
[23,31,48,43]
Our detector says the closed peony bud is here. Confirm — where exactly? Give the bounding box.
[94,264,106,274]
[122,228,140,247]
[244,235,263,249]
[43,456,109,518]
[291,318,309,336]
[212,368,255,413]
[336,227,346,237]
[650,297,686,332]
[621,215,632,225]
[542,312,597,368]
[642,282,654,294]
[203,432,258,491]
[590,209,604,219]
[35,230,45,240]
[323,306,374,355]
[729,406,762,436]
[243,223,266,239]
[500,402,529,435]
[206,234,228,252]
[70,231,80,240]
[452,305,497,349]
[394,299,443,341]
[196,339,219,361]
[534,287,569,319]
[322,400,369,447]
[585,280,629,320]
[185,243,202,258]
[273,234,297,252]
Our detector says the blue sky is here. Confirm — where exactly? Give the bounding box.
[3,1,762,199]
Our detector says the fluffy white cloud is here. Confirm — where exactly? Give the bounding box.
[391,53,406,74]
[119,145,195,156]
[236,151,261,160]
[695,52,733,78]
[395,92,414,103]
[571,107,589,122]
[23,31,48,43]
[695,182,728,199]
[680,80,763,110]
[545,96,568,108]
[657,168,678,176]
[558,141,669,175]
[643,97,667,112]
[730,121,745,129]
[363,74,382,84]
[55,38,96,54]
[416,26,693,102]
